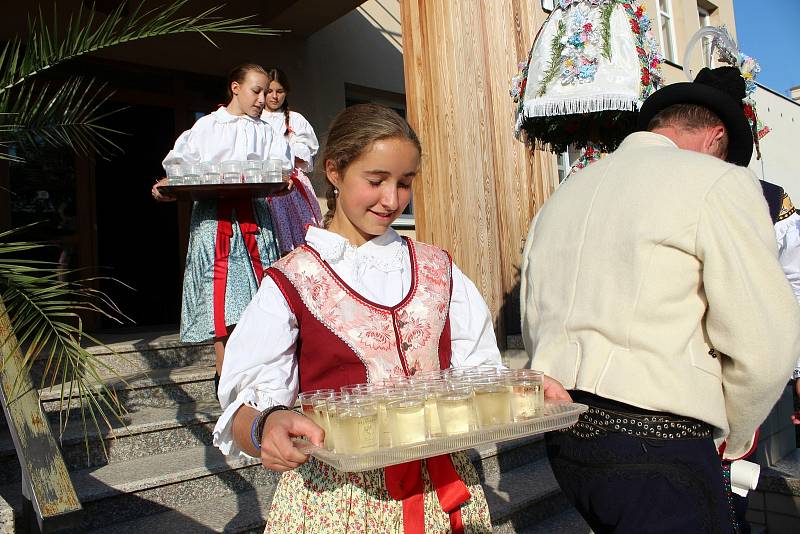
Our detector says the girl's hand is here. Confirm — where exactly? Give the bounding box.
[151,177,176,202]
[260,410,325,472]
[543,375,572,402]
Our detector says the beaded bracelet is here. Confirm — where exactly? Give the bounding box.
[250,405,289,451]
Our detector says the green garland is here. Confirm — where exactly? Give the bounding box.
[536,19,567,97]
[600,2,615,61]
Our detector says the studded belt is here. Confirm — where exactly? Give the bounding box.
[563,405,712,440]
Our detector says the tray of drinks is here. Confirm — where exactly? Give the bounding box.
[295,401,587,472]
[287,367,587,472]
[157,182,291,200]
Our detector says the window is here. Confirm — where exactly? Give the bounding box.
[556,145,582,183]
[657,0,677,63]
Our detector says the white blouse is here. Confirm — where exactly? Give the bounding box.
[213,227,502,457]
[162,107,290,168]
[775,212,800,377]
[261,110,319,170]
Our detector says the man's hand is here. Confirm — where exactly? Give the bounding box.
[792,379,800,425]
[260,410,324,472]
[543,375,572,402]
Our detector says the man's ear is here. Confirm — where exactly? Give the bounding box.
[705,125,727,159]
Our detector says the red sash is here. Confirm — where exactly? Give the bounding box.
[212,198,265,338]
[385,454,471,534]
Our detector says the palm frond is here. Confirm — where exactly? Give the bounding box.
[0,77,124,160]
[0,226,132,451]
[0,0,285,94]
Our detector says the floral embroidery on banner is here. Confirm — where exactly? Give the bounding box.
[560,4,600,86]
[272,239,451,382]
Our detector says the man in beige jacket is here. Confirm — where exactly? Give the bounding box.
[520,66,800,533]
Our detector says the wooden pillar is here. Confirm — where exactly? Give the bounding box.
[400,0,558,346]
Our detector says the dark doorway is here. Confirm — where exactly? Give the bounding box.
[94,104,180,329]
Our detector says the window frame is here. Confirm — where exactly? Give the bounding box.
[657,0,678,63]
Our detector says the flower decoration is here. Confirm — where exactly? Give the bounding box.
[569,142,604,175]
[559,5,600,86]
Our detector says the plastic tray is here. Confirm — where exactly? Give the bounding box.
[157,182,290,200]
[294,401,587,472]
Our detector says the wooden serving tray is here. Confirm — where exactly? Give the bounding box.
[157,182,291,201]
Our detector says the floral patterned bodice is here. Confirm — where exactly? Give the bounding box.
[269,238,453,385]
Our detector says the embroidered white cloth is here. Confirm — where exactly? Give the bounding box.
[261,110,319,171]
[213,227,502,457]
[162,107,291,168]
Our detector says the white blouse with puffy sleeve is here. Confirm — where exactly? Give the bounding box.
[261,110,319,171]
[162,107,280,168]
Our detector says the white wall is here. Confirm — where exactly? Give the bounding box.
[748,86,800,202]
[304,0,404,137]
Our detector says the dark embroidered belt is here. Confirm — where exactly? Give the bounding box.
[563,405,712,440]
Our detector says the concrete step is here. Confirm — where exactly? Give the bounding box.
[38,363,216,414]
[486,457,570,533]
[0,401,222,483]
[72,439,558,534]
[80,484,275,534]
[0,445,279,532]
[25,331,212,386]
[519,505,592,533]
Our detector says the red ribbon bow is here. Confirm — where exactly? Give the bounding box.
[385,454,471,534]
[213,198,265,337]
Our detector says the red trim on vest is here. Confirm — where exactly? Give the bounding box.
[301,239,419,312]
[265,267,368,391]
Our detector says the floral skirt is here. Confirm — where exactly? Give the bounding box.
[265,452,492,533]
[179,198,279,342]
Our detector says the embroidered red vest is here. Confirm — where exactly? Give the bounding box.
[266,238,453,392]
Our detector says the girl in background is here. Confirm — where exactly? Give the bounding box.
[152,64,281,386]
[261,67,323,255]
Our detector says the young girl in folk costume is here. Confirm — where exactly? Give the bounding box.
[260,67,324,255]
[214,104,570,533]
[152,64,286,382]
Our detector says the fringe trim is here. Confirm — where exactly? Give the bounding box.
[524,95,640,118]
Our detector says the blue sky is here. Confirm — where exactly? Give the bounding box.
[733,0,799,95]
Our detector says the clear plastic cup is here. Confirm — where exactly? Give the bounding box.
[411,382,443,438]
[507,370,544,421]
[221,160,243,184]
[243,160,263,184]
[333,396,379,454]
[387,393,427,446]
[323,393,345,451]
[298,389,335,421]
[263,158,283,183]
[472,378,512,428]
[165,163,184,186]
[436,386,475,436]
[202,163,222,184]
[182,163,203,185]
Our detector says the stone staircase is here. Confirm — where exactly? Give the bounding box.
[0,330,591,533]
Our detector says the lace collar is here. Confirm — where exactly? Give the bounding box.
[306,227,405,273]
